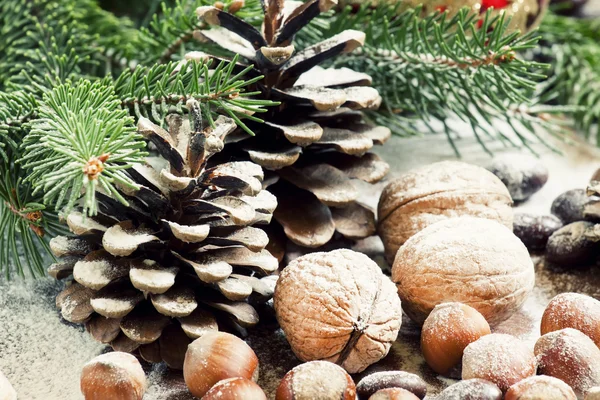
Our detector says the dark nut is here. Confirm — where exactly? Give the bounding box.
[505,375,576,400]
[356,371,426,399]
[513,213,563,250]
[369,388,420,400]
[421,302,490,375]
[486,153,548,202]
[183,332,259,398]
[551,189,591,224]
[546,221,598,266]
[435,379,502,400]
[203,377,267,400]
[275,361,355,400]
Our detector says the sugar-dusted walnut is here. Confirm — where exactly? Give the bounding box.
[274,249,402,373]
[378,161,513,263]
[393,217,534,325]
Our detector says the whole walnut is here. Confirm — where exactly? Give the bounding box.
[393,217,534,325]
[274,249,402,373]
[378,161,513,263]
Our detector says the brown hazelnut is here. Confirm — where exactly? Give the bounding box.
[505,375,576,400]
[80,352,146,400]
[541,292,600,348]
[356,371,427,399]
[421,302,490,375]
[203,377,267,400]
[393,217,534,325]
[274,249,402,373]
[275,361,355,400]
[377,161,513,263]
[586,387,600,400]
[436,379,502,400]
[535,328,600,397]
[183,331,259,398]
[462,334,536,392]
[0,370,16,400]
[369,388,420,400]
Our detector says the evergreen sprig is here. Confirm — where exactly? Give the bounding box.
[536,13,600,144]
[113,55,279,134]
[298,5,572,154]
[20,80,148,217]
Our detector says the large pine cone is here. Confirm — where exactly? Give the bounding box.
[195,0,391,254]
[49,111,279,368]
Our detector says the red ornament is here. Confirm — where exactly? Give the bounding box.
[481,0,510,10]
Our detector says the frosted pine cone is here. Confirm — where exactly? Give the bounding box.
[195,0,390,254]
[49,109,279,368]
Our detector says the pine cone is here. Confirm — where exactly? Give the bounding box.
[49,109,279,369]
[195,0,390,253]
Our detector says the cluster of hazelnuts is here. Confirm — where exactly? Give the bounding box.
[78,293,600,399]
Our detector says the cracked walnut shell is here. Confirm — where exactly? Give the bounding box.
[393,217,534,325]
[378,161,513,263]
[273,249,402,373]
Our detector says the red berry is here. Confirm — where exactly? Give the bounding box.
[481,0,509,10]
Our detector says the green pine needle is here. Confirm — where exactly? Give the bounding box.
[20,80,148,217]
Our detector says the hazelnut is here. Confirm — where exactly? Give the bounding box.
[274,249,402,373]
[203,377,267,400]
[436,379,502,400]
[393,217,534,325]
[535,328,600,397]
[541,293,600,347]
[275,361,355,400]
[462,334,536,392]
[505,375,576,400]
[183,331,259,398]
[356,371,427,399]
[377,161,512,263]
[369,388,420,400]
[421,302,490,375]
[0,370,16,400]
[586,387,600,400]
[80,352,146,400]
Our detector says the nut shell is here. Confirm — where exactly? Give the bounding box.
[80,352,146,400]
[274,249,402,373]
[535,328,600,397]
[436,379,502,400]
[203,377,267,400]
[505,375,576,400]
[275,361,355,400]
[462,334,536,392]
[421,302,490,375]
[369,388,420,400]
[541,292,600,348]
[356,371,426,399]
[586,387,600,400]
[378,161,512,263]
[183,331,259,398]
[393,217,534,325]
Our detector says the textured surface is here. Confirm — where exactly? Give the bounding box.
[392,217,535,325]
[0,134,599,399]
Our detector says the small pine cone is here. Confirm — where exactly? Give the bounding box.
[49,114,279,368]
[195,1,390,252]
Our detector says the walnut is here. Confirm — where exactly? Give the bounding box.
[273,249,402,373]
[392,217,534,325]
[378,161,513,263]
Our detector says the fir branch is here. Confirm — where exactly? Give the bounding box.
[298,5,570,153]
[535,13,600,144]
[113,56,279,135]
[136,0,263,65]
[20,80,148,217]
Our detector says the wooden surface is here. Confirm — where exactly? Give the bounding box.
[1,133,599,399]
